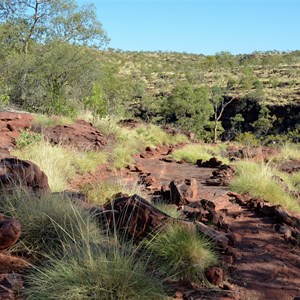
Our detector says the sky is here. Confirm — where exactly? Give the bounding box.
[77,0,300,55]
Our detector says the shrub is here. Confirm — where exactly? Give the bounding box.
[145,224,218,282]
[230,161,300,212]
[0,192,102,258]
[16,129,42,149]
[235,132,260,146]
[24,242,167,300]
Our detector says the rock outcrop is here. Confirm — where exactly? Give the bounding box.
[0,158,50,194]
[43,120,107,151]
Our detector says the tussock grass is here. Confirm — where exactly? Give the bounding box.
[230,161,300,212]
[12,140,107,191]
[171,144,229,164]
[82,179,147,206]
[24,242,167,300]
[274,143,300,162]
[0,191,102,258]
[152,202,182,218]
[145,224,218,282]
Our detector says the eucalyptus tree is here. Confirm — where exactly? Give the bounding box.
[0,0,109,113]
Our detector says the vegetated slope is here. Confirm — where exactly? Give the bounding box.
[96,50,300,137]
[99,50,300,106]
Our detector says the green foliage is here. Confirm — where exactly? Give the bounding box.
[145,224,218,282]
[0,93,10,109]
[235,132,260,146]
[166,84,213,133]
[0,192,102,258]
[230,161,300,212]
[251,105,276,137]
[15,129,43,149]
[84,83,107,120]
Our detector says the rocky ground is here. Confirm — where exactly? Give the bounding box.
[0,112,300,300]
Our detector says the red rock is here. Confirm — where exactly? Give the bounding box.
[0,158,50,194]
[205,267,224,285]
[43,120,107,151]
[0,215,21,250]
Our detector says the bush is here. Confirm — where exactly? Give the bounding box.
[24,242,167,300]
[145,224,218,282]
[235,132,260,146]
[0,192,102,258]
[230,161,300,212]
[16,129,42,149]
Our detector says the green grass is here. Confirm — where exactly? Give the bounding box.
[82,179,147,206]
[24,239,167,300]
[32,113,75,128]
[152,202,182,218]
[171,143,229,164]
[111,123,188,170]
[273,143,300,162]
[0,191,102,258]
[12,140,107,191]
[230,161,300,212]
[145,224,218,283]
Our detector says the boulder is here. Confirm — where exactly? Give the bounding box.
[43,120,107,151]
[197,157,223,168]
[0,158,50,194]
[0,215,21,250]
[97,194,170,241]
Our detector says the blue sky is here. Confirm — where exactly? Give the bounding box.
[78,0,300,55]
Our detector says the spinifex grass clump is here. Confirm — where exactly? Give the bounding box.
[82,179,147,206]
[13,140,107,191]
[0,191,102,258]
[152,202,182,219]
[24,240,167,300]
[230,161,300,212]
[145,224,218,283]
[171,144,228,164]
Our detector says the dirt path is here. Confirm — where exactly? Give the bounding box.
[128,148,300,300]
[68,145,300,300]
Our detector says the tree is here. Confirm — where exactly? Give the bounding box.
[0,0,108,54]
[251,105,276,137]
[0,0,108,110]
[210,86,234,143]
[166,84,213,134]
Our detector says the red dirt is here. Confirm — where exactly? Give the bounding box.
[69,145,300,300]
